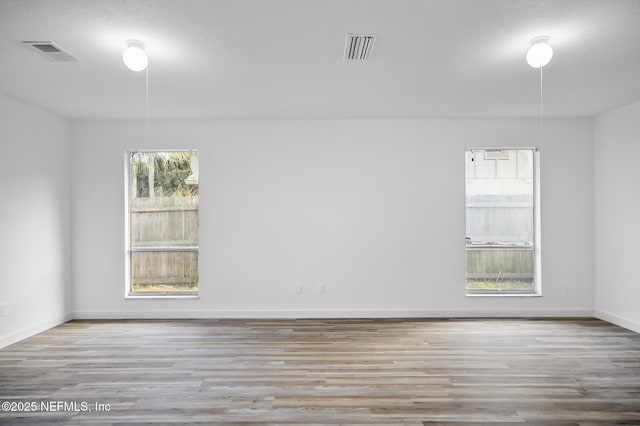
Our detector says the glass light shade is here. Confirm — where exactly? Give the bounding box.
[123,41,148,72]
[526,40,553,68]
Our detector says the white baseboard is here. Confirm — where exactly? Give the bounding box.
[72,308,595,320]
[0,313,73,349]
[595,310,640,334]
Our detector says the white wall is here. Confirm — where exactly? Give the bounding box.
[71,118,594,318]
[594,100,640,333]
[0,94,72,348]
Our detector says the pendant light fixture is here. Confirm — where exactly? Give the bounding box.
[526,36,553,148]
[122,39,148,72]
[526,36,553,68]
[121,39,150,142]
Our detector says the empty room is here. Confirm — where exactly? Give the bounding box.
[1,0,639,424]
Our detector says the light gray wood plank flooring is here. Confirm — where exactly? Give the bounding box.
[1,318,639,425]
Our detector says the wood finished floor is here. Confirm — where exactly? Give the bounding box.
[1,318,639,425]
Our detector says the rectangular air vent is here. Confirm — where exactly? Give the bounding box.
[344,33,376,60]
[484,150,510,160]
[23,41,79,62]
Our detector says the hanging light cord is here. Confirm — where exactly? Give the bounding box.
[145,64,149,142]
[145,66,149,120]
[539,66,543,146]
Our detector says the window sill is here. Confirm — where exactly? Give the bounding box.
[466,292,541,297]
[125,294,200,300]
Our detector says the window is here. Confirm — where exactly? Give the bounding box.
[126,151,199,296]
[465,148,540,295]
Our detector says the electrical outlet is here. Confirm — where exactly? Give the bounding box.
[0,303,6,317]
[294,283,302,294]
[318,283,326,295]
[563,283,572,294]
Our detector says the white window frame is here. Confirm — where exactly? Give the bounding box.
[465,147,541,296]
[124,149,199,299]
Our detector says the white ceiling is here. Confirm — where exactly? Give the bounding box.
[1,0,639,120]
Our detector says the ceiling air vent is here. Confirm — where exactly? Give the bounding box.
[344,33,376,61]
[22,41,79,62]
[484,150,510,160]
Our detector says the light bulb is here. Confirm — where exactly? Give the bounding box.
[123,40,148,72]
[526,36,553,68]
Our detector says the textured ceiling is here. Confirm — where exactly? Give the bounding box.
[0,0,639,120]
